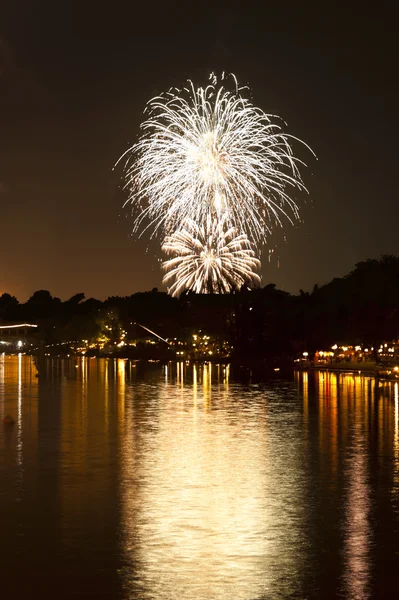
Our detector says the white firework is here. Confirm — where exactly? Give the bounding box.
[161,214,261,296]
[118,73,312,244]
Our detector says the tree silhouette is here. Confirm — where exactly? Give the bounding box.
[0,293,19,321]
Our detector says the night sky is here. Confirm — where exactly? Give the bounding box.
[0,1,397,301]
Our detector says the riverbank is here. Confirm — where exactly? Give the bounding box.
[297,361,399,380]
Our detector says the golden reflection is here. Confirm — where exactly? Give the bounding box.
[377,382,384,465]
[81,355,87,390]
[302,369,308,397]
[17,353,23,469]
[393,383,399,491]
[180,360,186,386]
[117,359,126,423]
[224,363,230,386]
[104,359,109,427]
[328,373,339,478]
[300,371,309,449]
[395,383,399,448]
[120,363,306,600]
[202,363,211,409]
[59,357,119,557]
[338,373,348,451]
[176,360,180,385]
[118,359,126,389]
[318,371,324,453]
[0,356,38,490]
[193,363,198,407]
[6,358,399,598]
[302,369,383,599]
[314,372,339,480]
[0,352,4,420]
[362,378,370,447]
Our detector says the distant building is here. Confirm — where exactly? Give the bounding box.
[0,323,38,351]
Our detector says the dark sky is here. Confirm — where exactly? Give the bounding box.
[0,1,397,300]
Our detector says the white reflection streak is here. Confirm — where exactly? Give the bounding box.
[224,364,230,387]
[343,428,371,600]
[193,364,197,408]
[120,367,305,600]
[16,354,24,508]
[118,359,126,390]
[117,360,126,427]
[203,363,211,408]
[302,371,308,421]
[17,353,23,468]
[133,409,268,597]
[81,356,87,392]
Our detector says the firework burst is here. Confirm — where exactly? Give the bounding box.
[162,214,261,296]
[118,73,312,244]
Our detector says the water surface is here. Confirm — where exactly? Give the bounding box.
[1,356,398,598]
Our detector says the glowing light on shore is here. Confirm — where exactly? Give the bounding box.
[0,323,37,329]
[162,213,261,296]
[118,73,313,244]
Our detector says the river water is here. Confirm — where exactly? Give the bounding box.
[0,355,398,599]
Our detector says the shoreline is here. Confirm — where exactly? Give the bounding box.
[4,351,399,381]
[296,362,399,380]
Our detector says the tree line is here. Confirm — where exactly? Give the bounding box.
[1,255,398,359]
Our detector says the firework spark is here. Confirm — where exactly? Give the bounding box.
[161,214,261,296]
[118,73,312,243]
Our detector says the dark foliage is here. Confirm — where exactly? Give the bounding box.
[1,255,398,357]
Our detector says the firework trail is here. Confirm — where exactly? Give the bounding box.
[162,213,261,296]
[118,73,312,244]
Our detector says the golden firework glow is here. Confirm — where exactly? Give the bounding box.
[162,213,261,295]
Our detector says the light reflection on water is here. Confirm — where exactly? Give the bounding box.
[343,424,371,600]
[1,357,399,598]
[120,363,307,599]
